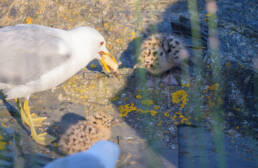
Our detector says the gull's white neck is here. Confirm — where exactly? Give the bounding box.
[60,30,98,70]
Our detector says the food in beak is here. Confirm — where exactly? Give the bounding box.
[99,51,119,77]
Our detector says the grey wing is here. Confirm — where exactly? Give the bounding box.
[0,24,71,86]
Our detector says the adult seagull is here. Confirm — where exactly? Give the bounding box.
[0,24,118,145]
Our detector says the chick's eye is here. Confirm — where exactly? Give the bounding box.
[100,41,104,46]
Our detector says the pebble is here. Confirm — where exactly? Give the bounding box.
[170,144,176,150]
[121,93,127,98]
[164,135,170,143]
[168,126,176,135]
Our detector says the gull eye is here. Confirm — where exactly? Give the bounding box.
[100,41,104,46]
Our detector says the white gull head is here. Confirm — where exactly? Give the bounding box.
[68,27,108,61]
[68,26,118,74]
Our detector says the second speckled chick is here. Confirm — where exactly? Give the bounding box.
[58,112,112,154]
[139,34,189,75]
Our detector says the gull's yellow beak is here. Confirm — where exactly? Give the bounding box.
[99,51,119,77]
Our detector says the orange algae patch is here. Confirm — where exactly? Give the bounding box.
[172,90,188,108]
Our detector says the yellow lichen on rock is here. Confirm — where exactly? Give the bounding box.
[0,141,6,150]
[172,90,188,108]
[89,64,97,69]
[153,105,160,110]
[0,133,6,150]
[118,102,159,117]
[136,94,142,99]
[118,103,137,117]
[172,111,191,125]
[141,99,154,106]
[26,17,32,24]
[164,112,169,118]
[149,110,158,116]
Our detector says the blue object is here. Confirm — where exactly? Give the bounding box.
[44,141,120,168]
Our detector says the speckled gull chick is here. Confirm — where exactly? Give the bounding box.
[44,140,120,168]
[0,24,118,145]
